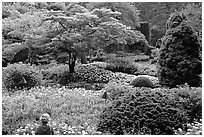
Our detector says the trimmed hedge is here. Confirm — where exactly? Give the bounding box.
[2,63,42,92]
[97,87,201,135]
[130,76,154,88]
[105,57,138,74]
[75,64,112,83]
[104,82,132,101]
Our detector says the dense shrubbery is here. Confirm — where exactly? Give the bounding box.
[88,62,108,69]
[130,76,154,88]
[104,82,132,100]
[105,57,138,74]
[169,86,202,122]
[40,64,74,86]
[134,55,150,62]
[47,2,65,11]
[136,64,157,76]
[66,82,105,91]
[40,63,113,86]
[2,63,42,92]
[158,12,202,87]
[76,64,112,83]
[2,43,27,63]
[97,87,202,135]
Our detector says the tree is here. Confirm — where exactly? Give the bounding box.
[39,3,147,72]
[2,9,52,64]
[134,2,187,46]
[158,11,202,87]
[179,3,202,43]
[86,2,140,29]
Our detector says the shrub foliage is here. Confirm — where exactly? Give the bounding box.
[76,64,112,83]
[2,63,42,92]
[97,87,201,135]
[130,76,154,88]
[105,57,138,74]
[158,12,202,87]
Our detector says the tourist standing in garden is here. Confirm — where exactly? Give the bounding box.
[35,113,54,135]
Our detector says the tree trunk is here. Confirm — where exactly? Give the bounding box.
[68,50,77,73]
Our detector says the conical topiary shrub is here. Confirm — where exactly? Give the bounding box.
[158,11,202,87]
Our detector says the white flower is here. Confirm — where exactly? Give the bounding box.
[17,129,21,133]
[31,131,35,135]
[82,130,87,135]
[178,128,182,132]
[56,131,60,135]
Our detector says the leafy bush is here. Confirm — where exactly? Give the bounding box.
[136,63,157,76]
[158,11,202,87]
[130,76,154,88]
[40,64,78,86]
[104,82,133,100]
[76,64,112,83]
[134,55,150,62]
[88,62,108,69]
[48,2,65,11]
[2,63,42,92]
[97,87,202,135]
[66,82,105,91]
[2,43,26,62]
[115,51,127,57]
[105,57,138,74]
[150,57,158,64]
[169,86,202,122]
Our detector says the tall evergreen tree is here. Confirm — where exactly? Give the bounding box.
[158,11,202,87]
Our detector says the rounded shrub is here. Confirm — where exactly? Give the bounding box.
[97,88,189,135]
[88,62,108,69]
[47,2,65,11]
[104,82,132,100]
[75,64,112,83]
[2,63,42,92]
[158,11,202,87]
[105,57,138,74]
[130,76,154,88]
[40,64,77,86]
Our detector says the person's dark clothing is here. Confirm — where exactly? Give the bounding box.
[35,124,54,135]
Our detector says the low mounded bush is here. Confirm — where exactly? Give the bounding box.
[167,87,202,122]
[105,57,138,74]
[97,87,201,135]
[130,76,154,88]
[75,64,112,83]
[66,82,104,91]
[136,64,157,76]
[88,62,108,69]
[40,64,78,86]
[104,82,132,100]
[47,2,65,11]
[134,55,150,62]
[2,63,42,92]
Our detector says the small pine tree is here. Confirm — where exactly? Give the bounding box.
[158,11,201,87]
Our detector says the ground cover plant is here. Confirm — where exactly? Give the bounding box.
[2,86,111,135]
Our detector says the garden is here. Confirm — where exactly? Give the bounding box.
[2,2,202,135]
